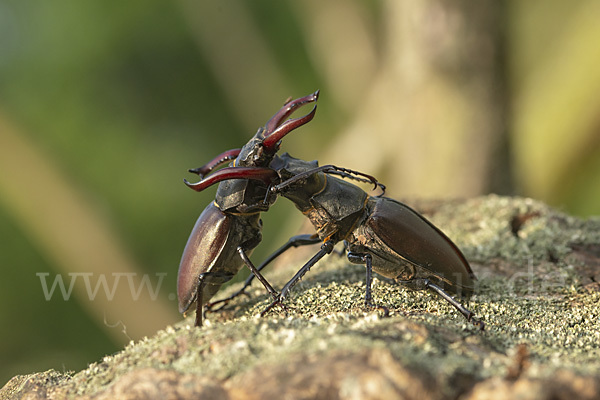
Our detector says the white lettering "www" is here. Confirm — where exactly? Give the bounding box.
[36,273,167,301]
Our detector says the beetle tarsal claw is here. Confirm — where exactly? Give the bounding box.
[260,296,289,317]
[471,317,485,331]
[366,302,390,318]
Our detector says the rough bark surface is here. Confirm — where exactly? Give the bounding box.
[2,196,599,400]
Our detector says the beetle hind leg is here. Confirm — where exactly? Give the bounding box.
[347,252,390,317]
[404,278,484,330]
[194,271,236,326]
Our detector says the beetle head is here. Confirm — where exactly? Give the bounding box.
[183,91,318,205]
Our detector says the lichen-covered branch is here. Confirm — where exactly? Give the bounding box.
[2,196,599,400]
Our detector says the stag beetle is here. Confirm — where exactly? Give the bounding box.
[181,91,483,329]
[178,92,319,326]
[264,154,483,329]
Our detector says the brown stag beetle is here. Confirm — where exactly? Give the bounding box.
[178,91,320,326]
[253,154,484,330]
[180,91,483,330]
[188,130,483,330]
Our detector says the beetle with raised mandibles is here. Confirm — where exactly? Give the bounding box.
[180,91,483,329]
[177,92,319,326]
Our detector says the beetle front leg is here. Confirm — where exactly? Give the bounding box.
[205,234,321,312]
[347,252,390,317]
[261,240,335,316]
[203,246,279,316]
[236,246,279,300]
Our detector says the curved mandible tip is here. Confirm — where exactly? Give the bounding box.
[262,91,319,153]
[183,166,278,192]
[265,90,319,133]
[262,90,319,152]
[188,149,241,178]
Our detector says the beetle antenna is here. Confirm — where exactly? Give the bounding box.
[271,164,384,195]
[326,170,386,195]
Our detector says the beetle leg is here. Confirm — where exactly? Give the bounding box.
[205,291,251,313]
[347,252,390,317]
[194,271,236,326]
[204,243,278,314]
[206,234,321,311]
[422,279,485,330]
[204,246,278,312]
[252,233,321,277]
[331,242,347,257]
[236,246,279,300]
[195,280,205,327]
[261,240,335,316]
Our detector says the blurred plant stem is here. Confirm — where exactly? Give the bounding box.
[290,0,378,114]
[0,110,179,344]
[178,0,292,129]
[511,0,600,209]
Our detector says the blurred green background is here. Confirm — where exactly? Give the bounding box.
[1,0,599,384]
